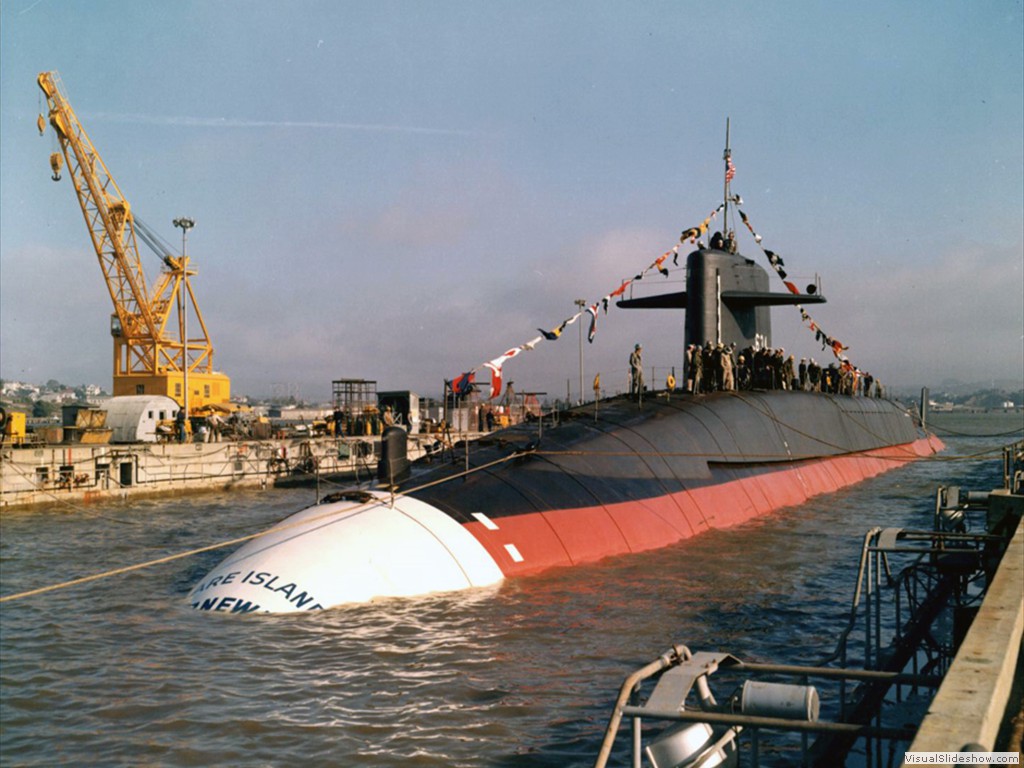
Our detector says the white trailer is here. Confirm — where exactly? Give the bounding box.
[103,395,180,443]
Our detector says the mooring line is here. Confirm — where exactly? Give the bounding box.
[0,449,527,604]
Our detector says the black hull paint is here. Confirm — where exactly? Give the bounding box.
[404,390,925,524]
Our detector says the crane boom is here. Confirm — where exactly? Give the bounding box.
[37,71,229,409]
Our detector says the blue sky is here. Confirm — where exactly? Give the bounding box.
[2,1,1022,402]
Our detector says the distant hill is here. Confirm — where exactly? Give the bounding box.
[933,378,1024,396]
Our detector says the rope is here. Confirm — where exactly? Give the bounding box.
[0,438,363,509]
[1,460,144,524]
[5,397,1007,604]
[729,391,920,458]
[535,392,1002,465]
[925,424,1024,438]
[0,449,529,604]
[533,446,1002,463]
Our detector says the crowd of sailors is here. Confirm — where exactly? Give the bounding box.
[683,342,884,397]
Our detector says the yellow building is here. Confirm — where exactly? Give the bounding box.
[113,372,230,409]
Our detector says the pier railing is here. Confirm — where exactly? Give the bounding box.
[594,442,1024,767]
[593,644,937,768]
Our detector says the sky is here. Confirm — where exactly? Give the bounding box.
[2,1,1022,403]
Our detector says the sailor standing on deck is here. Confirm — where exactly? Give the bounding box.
[629,344,644,399]
[721,346,735,391]
[702,342,714,392]
[691,345,704,394]
[685,345,696,394]
[174,408,185,443]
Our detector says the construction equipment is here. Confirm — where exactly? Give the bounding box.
[37,71,230,411]
[0,407,28,446]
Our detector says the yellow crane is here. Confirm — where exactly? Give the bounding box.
[37,71,230,410]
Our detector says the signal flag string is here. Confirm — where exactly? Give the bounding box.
[449,202,739,402]
[734,206,855,371]
[449,183,869,403]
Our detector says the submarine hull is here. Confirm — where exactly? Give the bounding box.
[190,391,942,613]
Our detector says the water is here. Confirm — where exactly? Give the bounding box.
[2,411,1020,767]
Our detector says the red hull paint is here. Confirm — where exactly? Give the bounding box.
[463,436,943,579]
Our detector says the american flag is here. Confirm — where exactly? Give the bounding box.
[725,157,736,182]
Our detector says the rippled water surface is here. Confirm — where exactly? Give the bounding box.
[2,412,1020,766]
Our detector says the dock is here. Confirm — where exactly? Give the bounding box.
[594,441,1024,767]
[906,491,1024,761]
[0,432,466,509]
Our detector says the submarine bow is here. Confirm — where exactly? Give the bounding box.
[188,491,503,614]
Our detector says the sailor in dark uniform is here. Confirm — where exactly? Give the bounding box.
[692,346,704,394]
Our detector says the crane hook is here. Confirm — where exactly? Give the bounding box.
[49,152,63,181]
[37,113,46,136]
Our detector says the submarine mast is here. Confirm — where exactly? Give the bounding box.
[617,126,827,351]
[722,117,732,243]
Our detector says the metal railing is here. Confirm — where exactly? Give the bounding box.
[593,645,937,768]
[595,515,1012,766]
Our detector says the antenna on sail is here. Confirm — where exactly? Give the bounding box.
[722,117,733,243]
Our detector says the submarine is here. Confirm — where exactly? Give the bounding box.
[189,150,942,614]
